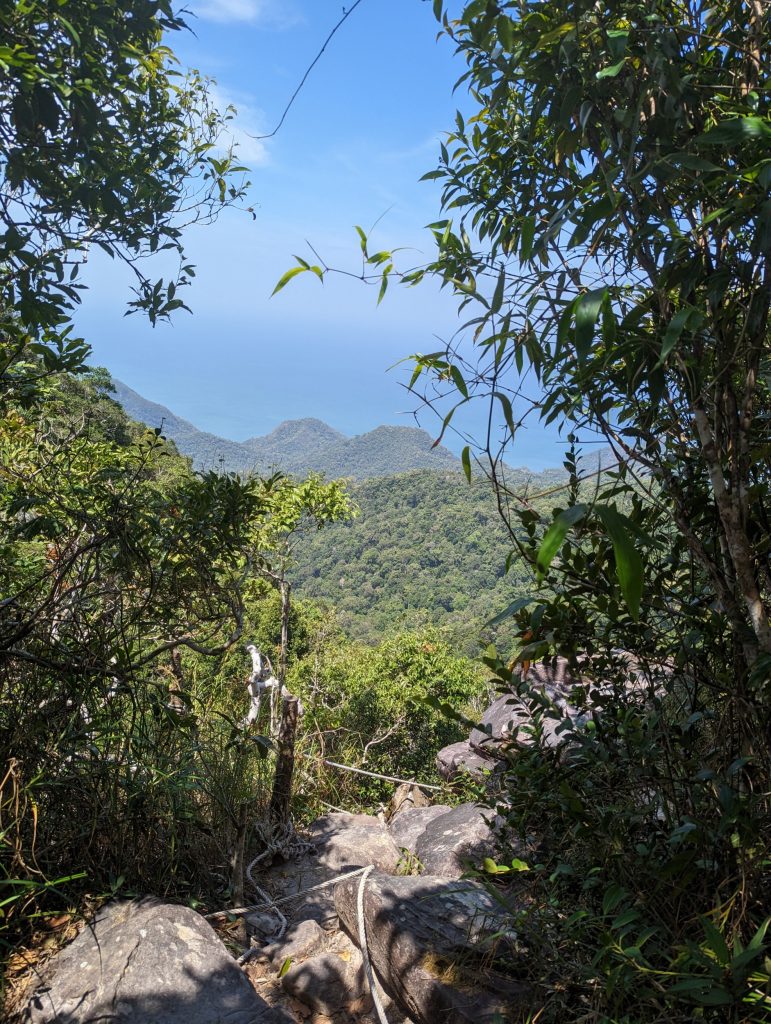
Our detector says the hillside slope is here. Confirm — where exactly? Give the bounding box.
[112,379,461,478]
[292,466,566,652]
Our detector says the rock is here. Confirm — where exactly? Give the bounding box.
[335,870,528,1024]
[260,812,400,932]
[281,950,365,1015]
[435,740,495,781]
[388,782,431,819]
[24,897,277,1024]
[266,918,326,964]
[470,657,588,754]
[414,803,496,879]
[309,812,401,874]
[260,853,341,930]
[245,909,283,941]
[388,805,451,855]
[469,655,665,759]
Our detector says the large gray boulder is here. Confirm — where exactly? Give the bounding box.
[261,812,401,930]
[414,803,496,879]
[435,740,495,781]
[388,804,451,855]
[24,897,277,1024]
[469,655,665,758]
[334,870,528,1024]
[310,812,401,874]
[470,657,589,753]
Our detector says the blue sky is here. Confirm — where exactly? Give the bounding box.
[76,0,569,469]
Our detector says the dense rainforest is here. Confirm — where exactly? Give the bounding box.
[2,0,771,1022]
[292,468,565,651]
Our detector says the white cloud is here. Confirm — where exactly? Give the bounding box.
[192,0,301,26]
[210,84,270,167]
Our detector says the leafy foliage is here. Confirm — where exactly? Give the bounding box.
[0,0,248,395]
[291,466,568,652]
[407,2,771,1019]
[275,0,771,1017]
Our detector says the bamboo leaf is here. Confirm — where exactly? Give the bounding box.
[575,288,606,360]
[536,505,587,578]
[461,445,472,483]
[597,505,643,620]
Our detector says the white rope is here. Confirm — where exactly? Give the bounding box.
[205,866,370,920]
[323,759,442,792]
[357,865,389,1024]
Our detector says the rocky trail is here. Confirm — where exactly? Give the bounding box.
[20,657,639,1024]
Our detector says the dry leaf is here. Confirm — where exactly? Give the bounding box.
[47,914,72,929]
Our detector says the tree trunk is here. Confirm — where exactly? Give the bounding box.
[279,577,291,684]
[269,693,299,826]
[230,802,248,944]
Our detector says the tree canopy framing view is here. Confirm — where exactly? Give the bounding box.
[1,1,770,1021]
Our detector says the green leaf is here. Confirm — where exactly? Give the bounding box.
[658,307,692,365]
[597,505,643,620]
[698,117,771,145]
[575,288,606,360]
[602,883,627,916]
[485,596,535,628]
[701,918,730,965]
[272,265,319,296]
[490,265,506,313]
[596,59,626,79]
[496,15,515,51]
[377,266,391,305]
[519,216,536,261]
[494,391,517,436]
[450,365,469,399]
[278,957,293,978]
[461,445,472,483]
[536,505,587,578]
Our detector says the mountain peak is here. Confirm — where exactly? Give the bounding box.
[111,379,460,480]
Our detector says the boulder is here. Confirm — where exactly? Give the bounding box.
[470,657,589,754]
[436,740,495,781]
[469,655,665,758]
[335,870,528,1024]
[260,812,401,930]
[310,812,401,874]
[388,804,452,855]
[281,950,365,1015]
[24,897,277,1024]
[266,918,325,965]
[414,803,496,879]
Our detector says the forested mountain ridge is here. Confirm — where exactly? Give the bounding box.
[292,466,567,652]
[112,378,461,478]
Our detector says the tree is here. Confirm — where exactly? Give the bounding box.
[279,1,771,1015]
[417,0,770,672]
[0,4,252,951]
[407,3,771,1016]
[0,0,248,397]
[252,474,356,682]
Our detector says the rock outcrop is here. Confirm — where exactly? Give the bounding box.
[335,870,527,1024]
[24,898,277,1024]
[435,739,495,780]
[413,803,497,879]
[388,804,452,854]
[438,654,666,781]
